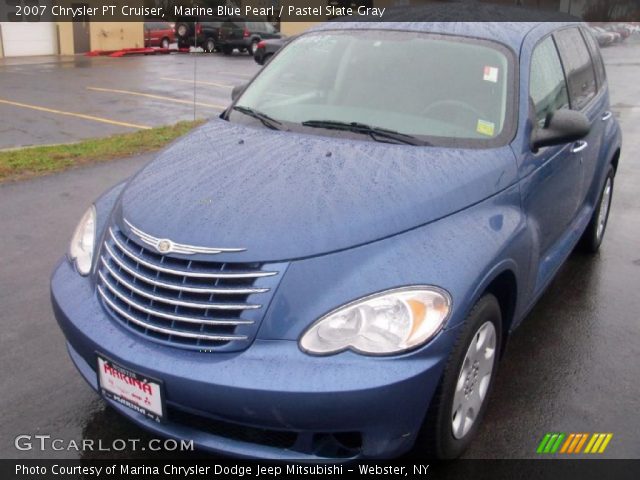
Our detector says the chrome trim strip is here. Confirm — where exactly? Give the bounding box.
[109,229,278,279]
[124,218,246,255]
[98,287,248,341]
[99,267,261,310]
[102,247,269,295]
[98,274,254,326]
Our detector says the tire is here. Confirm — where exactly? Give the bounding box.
[176,23,189,38]
[222,45,233,55]
[205,37,216,53]
[414,294,502,459]
[161,38,170,49]
[249,40,259,55]
[579,166,615,254]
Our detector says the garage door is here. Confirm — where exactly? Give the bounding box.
[0,22,58,57]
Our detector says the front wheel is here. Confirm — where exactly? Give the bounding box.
[579,166,615,253]
[161,38,170,49]
[414,294,501,459]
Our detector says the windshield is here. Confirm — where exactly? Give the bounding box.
[229,29,514,147]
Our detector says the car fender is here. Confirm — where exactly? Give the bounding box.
[89,181,127,275]
[586,116,622,207]
[257,183,532,347]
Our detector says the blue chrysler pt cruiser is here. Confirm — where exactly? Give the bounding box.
[51,21,621,459]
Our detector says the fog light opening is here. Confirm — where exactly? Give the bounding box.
[312,432,362,458]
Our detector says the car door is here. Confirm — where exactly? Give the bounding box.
[578,26,612,206]
[520,34,582,263]
[553,26,605,214]
[149,22,161,47]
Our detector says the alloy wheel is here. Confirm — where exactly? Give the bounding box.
[451,321,497,439]
[596,177,613,242]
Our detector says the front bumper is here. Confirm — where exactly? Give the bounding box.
[51,259,459,459]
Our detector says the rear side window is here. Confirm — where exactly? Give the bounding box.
[529,36,569,126]
[554,28,597,110]
[581,27,607,88]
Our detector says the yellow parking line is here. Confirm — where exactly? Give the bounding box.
[87,87,226,110]
[218,71,253,78]
[160,77,232,88]
[0,98,151,130]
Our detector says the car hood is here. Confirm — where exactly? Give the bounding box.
[116,119,518,262]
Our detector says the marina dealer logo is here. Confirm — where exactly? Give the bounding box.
[97,357,164,422]
[536,432,613,454]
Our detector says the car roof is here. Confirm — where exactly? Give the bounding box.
[310,5,581,51]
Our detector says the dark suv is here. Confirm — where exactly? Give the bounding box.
[218,20,283,55]
[174,17,224,52]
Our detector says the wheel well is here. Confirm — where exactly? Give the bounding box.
[611,148,620,174]
[483,270,517,357]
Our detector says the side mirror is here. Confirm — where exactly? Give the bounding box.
[231,83,247,101]
[531,109,591,151]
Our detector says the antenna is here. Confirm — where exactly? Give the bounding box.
[193,20,197,121]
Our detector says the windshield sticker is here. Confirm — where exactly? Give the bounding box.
[477,119,496,137]
[483,66,499,83]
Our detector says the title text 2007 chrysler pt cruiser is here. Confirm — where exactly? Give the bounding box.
[51,21,621,459]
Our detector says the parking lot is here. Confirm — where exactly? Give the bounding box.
[0,51,260,148]
[1,40,639,460]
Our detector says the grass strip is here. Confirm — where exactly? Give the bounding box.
[0,120,204,183]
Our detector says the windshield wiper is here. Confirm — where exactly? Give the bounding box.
[301,120,428,146]
[232,105,282,130]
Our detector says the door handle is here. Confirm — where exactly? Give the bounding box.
[602,111,613,121]
[571,140,588,153]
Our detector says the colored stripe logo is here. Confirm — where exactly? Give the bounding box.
[537,433,613,454]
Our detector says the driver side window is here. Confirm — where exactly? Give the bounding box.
[530,37,569,127]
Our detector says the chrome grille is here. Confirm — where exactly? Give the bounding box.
[96,223,283,352]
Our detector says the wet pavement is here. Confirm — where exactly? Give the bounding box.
[0,42,639,460]
[0,51,260,149]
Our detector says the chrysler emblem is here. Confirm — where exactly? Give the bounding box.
[124,218,246,255]
[157,239,172,254]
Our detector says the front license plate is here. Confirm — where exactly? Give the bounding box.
[97,355,164,422]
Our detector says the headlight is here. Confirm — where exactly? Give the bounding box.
[299,286,452,356]
[68,205,96,276]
